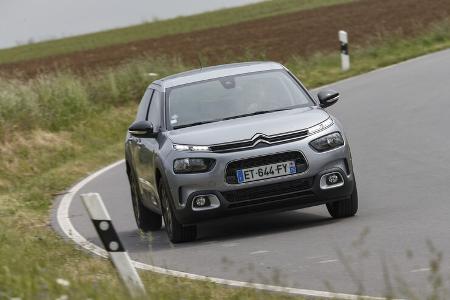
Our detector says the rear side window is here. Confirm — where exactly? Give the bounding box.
[136,89,154,121]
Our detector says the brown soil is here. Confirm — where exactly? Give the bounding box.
[2,0,450,78]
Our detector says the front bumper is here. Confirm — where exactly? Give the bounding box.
[163,125,355,224]
[176,168,354,224]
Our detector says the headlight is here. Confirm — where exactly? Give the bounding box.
[309,132,344,152]
[173,144,211,152]
[173,158,215,174]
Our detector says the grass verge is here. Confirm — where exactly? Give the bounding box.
[0,18,450,299]
[0,0,354,65]
[0,106,298,300]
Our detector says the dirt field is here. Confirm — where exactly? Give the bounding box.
[2,0,450,77]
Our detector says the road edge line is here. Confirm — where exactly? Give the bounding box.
[54,160,390,300]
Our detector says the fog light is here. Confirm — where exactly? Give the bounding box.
[191,194,221,211]
[320,172,344,190]
[327,174,339,185]
[193,196,209,208]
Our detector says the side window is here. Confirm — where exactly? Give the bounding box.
[147,90,162,129]
[136,89,154,121]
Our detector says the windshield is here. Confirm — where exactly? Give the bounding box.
[166,69,315,129]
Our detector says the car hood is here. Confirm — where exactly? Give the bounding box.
[166,107,329,146]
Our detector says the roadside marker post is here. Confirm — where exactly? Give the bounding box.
[80,193,146,298]
[339,30,350,71]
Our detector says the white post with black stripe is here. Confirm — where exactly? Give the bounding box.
[339,30,350,71]
[81,193,146,298]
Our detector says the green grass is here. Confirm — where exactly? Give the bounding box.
[285,19,450,87]
[0,0,354,65]
[1,17,450,300]
[0,56,301,299]
[0,125,298,300]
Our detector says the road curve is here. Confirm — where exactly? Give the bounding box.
[53,49,450,299]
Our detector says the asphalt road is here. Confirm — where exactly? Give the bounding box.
[54,49,450,299]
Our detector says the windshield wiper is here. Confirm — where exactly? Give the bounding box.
[172,107,293,129]
[221,107,292,121]
[173,120,220,129]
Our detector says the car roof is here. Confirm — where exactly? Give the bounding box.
[153,61,285,89]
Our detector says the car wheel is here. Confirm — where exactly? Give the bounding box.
[326,182,358,218]
[158,180,197,243]
[129,170,162,232]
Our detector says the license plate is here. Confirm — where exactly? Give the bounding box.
[236,161,296,183]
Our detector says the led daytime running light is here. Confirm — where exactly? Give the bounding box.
[173,144,211,152]
[308,118,333,134]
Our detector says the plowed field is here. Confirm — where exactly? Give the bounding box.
[2,0,450,77]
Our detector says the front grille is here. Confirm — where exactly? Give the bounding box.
[225,151,308,184]
[210,130,308,153]
[221,177,314,209]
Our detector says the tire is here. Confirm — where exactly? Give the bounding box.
[158,180,197,243]
[326,183,358,218]
[129,169,162,232]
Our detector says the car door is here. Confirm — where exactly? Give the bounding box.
[135,89,163,209]
[128,88,154,198]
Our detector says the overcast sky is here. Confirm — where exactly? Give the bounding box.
[0,0,262,49]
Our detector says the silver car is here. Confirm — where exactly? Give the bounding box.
[125,62,358,243]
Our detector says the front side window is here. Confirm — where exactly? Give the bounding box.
[136,89,154,121]
[166,70,314,129]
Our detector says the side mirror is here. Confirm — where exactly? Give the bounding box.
[317,89,339,108]
[128,121,158,138]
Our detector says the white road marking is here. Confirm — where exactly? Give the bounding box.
[318,259,338,264]
[54,159,393,299]
[250,250,269,255]
[411,268,430,273]
[307,255,326,260]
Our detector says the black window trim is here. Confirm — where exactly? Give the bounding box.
[145,89,155,121]
[147,89,164,131]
